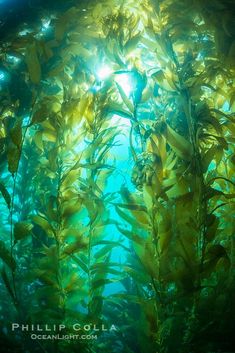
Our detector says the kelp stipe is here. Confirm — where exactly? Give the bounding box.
[0,0,235,352]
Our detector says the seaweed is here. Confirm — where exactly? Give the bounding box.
[0,0,235,352]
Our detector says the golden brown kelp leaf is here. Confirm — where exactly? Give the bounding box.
[70,254,88,273]
[124,32,142,54]
[55,7,78,41]
[201,145,223,173]
[202,244,229,277]
[48,147,59,173]
[133,240,158,279]
[34,245,59,273]
[55,17,67,41]
[9,120,22,149]
[91,278,117,291]
[165,123,193,161]
[163,253,196,292]
[31,104,48,124]
[88,296,104,319]
[152,69,176,91]
[115,205,142,227]
[142,184,155,210]
[119,186,150,225]
[205,214,219,241]
[32,215,55,237]
[0,240,16,270]
[61,200,83,220]
[118,205,149,225]
[158,209,173,255]
[146,133,166,164]
[142,299,158,338]
[91,262,124,276]
[118,226,145,245]
[63,273,82,294]
[116,81,134,112]
[33,270,60,289]
[79,92,95,126]
[165,176,190,199]
[0,182,11,209]
[7,142,21,174]
[61,239,88,259]
[5,119,23,174]
[37,40,54,62]
[25,42,41,84]
[14,222,33,242]
[93,244,115,260]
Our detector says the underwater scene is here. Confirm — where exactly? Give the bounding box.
[0,0,235,352]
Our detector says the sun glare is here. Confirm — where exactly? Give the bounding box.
[97,66,112,80]
[115,73,133,97]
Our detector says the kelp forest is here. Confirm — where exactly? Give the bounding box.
[0,0,235,352]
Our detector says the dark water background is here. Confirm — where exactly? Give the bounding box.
[0,0,76,39]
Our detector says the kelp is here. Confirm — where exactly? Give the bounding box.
[0,0,235,352]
